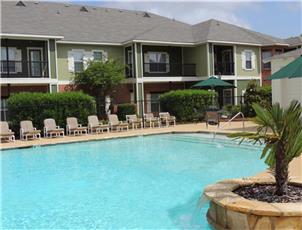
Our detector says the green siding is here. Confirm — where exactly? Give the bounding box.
[49,39,57,79]
[56,44,124,81]
[237,79,260,96]
[236,45,260,77]
[182,44,208,76]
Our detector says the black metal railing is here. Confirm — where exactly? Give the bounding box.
[125,64,133,78]
[143,63,196,76]
[214,62,234,75]
[0,60,49,78]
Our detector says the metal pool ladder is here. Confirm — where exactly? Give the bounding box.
[213,112,245,139]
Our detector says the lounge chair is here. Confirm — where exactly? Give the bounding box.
[20,120,41,141]
[159,112,176,127]
[205,111,220,128]
[66,117,88,136]
[0,121,15,142]
[108,114,129,131]
[143,113,161,128]
[43,118,64,138]
[126,114,143,129]
[88,115,110,134]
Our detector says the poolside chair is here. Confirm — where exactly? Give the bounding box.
[66,117,88,136]
[143,113,161,128]
[159,112,176,127]
[43,118,64,138]
[126,114,143,129]
[108,114,129,131]
[20,120,41,141]
[88,115,110,134]
[0,121,15,142]
[205,111,220,128]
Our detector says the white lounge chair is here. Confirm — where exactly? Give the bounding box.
[126,114,143,129]
[159,112,176,127]
[88,115,110,134]
[143,113,161,128]
[66,117,87,136]
[43,118,64,138]
[20,120,41,141]
[108,114,129,131]
[0,121,15,142]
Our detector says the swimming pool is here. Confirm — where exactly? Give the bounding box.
[1,133,265,229]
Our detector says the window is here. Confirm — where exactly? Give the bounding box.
[1,47,17,73]
[28,48,43,77]
[93,51,102,61]
[150,93,161,112]
[0,98,8,121]
[262,50,272,69]
[73,51,84,73]
[147,52,169,73]
[244,51,252,70]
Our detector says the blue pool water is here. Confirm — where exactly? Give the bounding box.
[1,134,265,229]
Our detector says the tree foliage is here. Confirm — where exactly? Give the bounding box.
[229,101,302,195]
[74,59,125,116]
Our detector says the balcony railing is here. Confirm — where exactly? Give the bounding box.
[214,62,234,75]
[1,60,49,78]
[143,63,196,76]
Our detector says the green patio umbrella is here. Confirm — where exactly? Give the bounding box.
[191,76,236,89]
[268,56,302,80]
[191,76,236,106]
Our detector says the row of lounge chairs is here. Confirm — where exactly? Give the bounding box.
[0,112,176,142]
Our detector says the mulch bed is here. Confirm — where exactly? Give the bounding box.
[233,184,302,203]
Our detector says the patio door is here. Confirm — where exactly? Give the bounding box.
[28,49,43,77]
[223,89,233,105]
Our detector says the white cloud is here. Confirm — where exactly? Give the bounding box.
[98,1,252,28]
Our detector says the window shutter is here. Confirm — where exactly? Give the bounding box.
[166,53,170,72]
[146,93,151,113]
[241,51,246,70]
[67,51,74,72]
[144,53,149,72]
[15,48,22,72]
[102,51,108,62]
[251,51,256,70]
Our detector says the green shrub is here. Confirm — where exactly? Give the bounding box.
[7,92,96,135]
[244,80,272,117]
[159,89,216,121]
[222,105,242,118]
[116,103,136,120]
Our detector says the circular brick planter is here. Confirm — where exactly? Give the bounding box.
[204,178,302,230]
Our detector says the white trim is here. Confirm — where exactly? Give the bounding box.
[259,46,263,86]
[142,76,208,83]
[207,43,210,76]
[127,40,195,46]
[221,75,261,80]
[234,79,238,105]
[58,80,72,84]
[1,33,64,40]
[47,40,51,79]
[57,40,121,46]
[0,78,58,84]
[140,43,143,78]
[205,40,289,47]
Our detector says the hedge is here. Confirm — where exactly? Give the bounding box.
[244,80,272,117]
[117,103,136,120]
[159,89,216,121]
[7,92,96,135]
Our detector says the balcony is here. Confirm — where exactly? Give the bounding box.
[1,60,49,78]
[143,63,196,77]
[214,62,234,76]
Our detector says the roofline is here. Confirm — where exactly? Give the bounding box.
[127,39,195,46]
[0,33,64,40]
[57,40,122,46]
[263,48,302,63]
[205,40,289,47]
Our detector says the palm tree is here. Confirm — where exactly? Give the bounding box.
[229,100,302,196]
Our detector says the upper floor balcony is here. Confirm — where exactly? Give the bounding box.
[1,39,49,78]
[213,45,234,76]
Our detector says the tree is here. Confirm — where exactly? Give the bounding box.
[74,59,125,116]
[229,100,302,196]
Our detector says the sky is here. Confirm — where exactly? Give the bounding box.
[66,0,302,39]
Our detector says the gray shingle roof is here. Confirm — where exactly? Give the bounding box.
[1,1,288,46]
[285,36,302,46]
[263,48,302,62]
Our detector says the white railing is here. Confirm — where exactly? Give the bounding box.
[213,112,245,139]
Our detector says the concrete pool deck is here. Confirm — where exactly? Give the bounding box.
[1,121,301,182]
